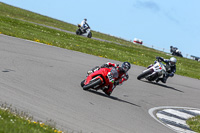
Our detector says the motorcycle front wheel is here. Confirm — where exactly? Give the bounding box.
[80,80,85,87]
[82,78,102,90]
[87,32,92,38]
[137,70,152,80]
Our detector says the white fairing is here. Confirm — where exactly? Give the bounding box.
[81,28,91,36]
[143,61,166,78]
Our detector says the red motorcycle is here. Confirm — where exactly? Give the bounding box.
[81,67,118,91]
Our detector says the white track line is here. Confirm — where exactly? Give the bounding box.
[156,113,188,127]
[163,109,193,119]
[188,110,200,115]
[167,125,196,133]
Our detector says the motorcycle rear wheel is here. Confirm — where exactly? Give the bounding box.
[83,78,102,90]
[76,29,82,35]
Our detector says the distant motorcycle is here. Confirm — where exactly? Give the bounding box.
[170,46,183,57]
[76,24,92,38]
[172,49,183,57]
[81,66,118,91]
[137,59,166,82]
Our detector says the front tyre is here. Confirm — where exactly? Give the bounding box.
[137,70,152,80]
[87,32,92,38]
[80,80,85,87]
[83,78,102,90]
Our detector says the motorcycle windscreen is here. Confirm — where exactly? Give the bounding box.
[110,68,119,78]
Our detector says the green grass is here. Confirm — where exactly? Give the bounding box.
[0,104,63,133]
[187,116,200,133]
[0,2,133,46]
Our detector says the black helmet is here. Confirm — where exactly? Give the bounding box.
[84,18,87,21]
[121,62,131,72]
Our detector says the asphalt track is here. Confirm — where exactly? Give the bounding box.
[0,34,200,133]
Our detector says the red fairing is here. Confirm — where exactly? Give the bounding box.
[83,62,129,95]
[106,62,117,67]
[84,67,112,88]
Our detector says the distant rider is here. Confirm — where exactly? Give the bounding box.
[170,46,178,54]
[88,62,131,96]
[81,18,90,33]
[156,57,177,83]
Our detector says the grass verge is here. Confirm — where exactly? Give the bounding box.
[0,2,133,46]
[0,103,64,133]
[187,116,200,133]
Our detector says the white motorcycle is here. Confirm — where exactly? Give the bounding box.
[137,59,166,82]
[76,24,92,38]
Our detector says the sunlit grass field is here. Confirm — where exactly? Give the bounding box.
[0,2,133,46]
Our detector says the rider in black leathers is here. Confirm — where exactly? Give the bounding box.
[156,56,177,83]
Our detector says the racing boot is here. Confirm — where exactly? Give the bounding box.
[156,78,166,83]
[161,73,169,83]
[103,84,115,96]
[161,76,167,83]
[103,89,112,96]
[156,78,160,83]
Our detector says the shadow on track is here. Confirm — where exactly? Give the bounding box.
[87,90,141,107]
[141,80,184,93]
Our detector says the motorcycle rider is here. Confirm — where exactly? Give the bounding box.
[88,62,131,96]
[156,56,177,83]
[80,18,90,33]
[170,46,178,54]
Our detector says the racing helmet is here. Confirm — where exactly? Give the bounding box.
[169,57,177,66]
[121,62,131,72]
[84,18,87,22]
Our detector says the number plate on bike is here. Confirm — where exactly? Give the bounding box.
[107,72,114,83]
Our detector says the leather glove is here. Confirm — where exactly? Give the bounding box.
[156,57,163,62]
[156,56,160,60]
[114,80,119,85]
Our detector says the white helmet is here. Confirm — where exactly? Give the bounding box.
[169,57,177,66]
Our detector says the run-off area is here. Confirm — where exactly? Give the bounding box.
[149,107,200,133]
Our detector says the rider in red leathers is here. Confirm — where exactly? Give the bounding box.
[98,62,131,96]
